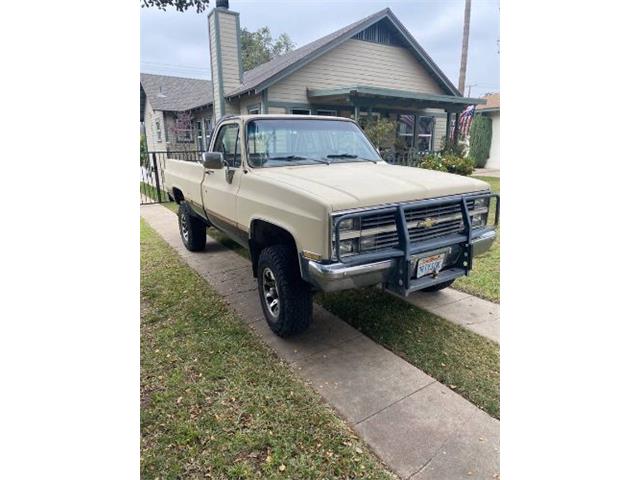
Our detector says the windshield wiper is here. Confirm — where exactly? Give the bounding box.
[325,153,377,164]
[269,155,329,165]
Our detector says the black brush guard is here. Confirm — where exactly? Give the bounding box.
[333,192,500,296]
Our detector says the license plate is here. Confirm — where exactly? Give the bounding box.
[416,253,446,278]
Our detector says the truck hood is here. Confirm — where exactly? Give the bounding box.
[251,162,490,211]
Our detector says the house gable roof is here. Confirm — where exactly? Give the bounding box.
[225,8,461,99]
[140,73,213,112]
[477,92,500,111]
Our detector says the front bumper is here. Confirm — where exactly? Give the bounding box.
[304,227,496,294]
[302,191,499,296]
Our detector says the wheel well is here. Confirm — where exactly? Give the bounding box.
[172,188,185,204]
[249,220,297,276]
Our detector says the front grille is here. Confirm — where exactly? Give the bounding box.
[333,195,489,259]
[405,203,465,243]
[353,198,478,254]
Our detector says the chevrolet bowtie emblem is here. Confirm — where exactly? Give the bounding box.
[417,218,436,228]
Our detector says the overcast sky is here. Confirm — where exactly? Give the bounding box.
[140,0,499,98]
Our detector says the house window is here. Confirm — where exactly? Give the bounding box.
[212,123,241,168]
[291,108,311,115]
[316,109,337,116]
[174,112,194,143]
[155,120,162,143]
[397,114,415,150]
[416,116,434,152]
[247,105,261,114]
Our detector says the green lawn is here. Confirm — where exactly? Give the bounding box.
[452,176,500,303]
[140,220,393,479]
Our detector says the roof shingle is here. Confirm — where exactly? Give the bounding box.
[225,8,397,97]
[140,73,212,112]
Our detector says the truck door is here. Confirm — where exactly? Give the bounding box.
[201,122,243,238]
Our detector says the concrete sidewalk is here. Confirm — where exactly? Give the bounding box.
[472,168,500,178]
[398,288,499,344]
[141,204,499,479]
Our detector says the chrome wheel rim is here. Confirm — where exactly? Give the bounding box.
[262,267,280,317]
[180,212,189,242]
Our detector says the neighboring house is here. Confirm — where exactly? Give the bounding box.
[140,1,485,155]
[140,73,214,152]
[476,92,500,169]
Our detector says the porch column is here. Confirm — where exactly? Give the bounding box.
[354,105,360,122]
[445,111,452,142]
[453,112,460,143]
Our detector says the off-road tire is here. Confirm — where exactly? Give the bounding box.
[421,279,455,292]
[257,245,313,337]
[178,202,206,252]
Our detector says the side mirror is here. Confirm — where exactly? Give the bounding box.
[202,152,224,169]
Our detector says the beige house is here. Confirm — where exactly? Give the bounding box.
[208,1,483,154]
[476,93,500,169]
[141,1,484,156]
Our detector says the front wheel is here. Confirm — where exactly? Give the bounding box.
[420,279,455,292]
[178,203,206,252]
[257,245,313,337]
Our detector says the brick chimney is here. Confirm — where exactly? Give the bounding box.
[208,0,242,120]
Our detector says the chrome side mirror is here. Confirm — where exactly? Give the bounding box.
[202,152,224,169]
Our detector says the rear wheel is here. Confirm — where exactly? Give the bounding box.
[178,203,206,252]
[421,279,455,292]
[257,245,313,337]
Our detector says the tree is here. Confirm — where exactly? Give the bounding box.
[468,115,492,167]
[141,0,211,13]
[240,27,295,71]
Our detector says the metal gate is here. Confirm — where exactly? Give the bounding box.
[140,151,203,205]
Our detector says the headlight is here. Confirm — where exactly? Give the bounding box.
[338,218,360,231]
[472,213,488,228]
[470,197,489,228]
[339,238,358,256]
[472,197,489,209]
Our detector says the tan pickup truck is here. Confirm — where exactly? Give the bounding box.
[162,115,498,337]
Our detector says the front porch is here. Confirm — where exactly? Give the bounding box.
[268,85,485,162]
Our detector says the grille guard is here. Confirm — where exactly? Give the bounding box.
[332,192,500,295]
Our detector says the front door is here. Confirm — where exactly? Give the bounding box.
[202,122,243,236]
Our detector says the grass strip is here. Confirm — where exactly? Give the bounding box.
[140,219,393,479]
[451,176,500,303]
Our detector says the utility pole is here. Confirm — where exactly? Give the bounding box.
[458,0,472,95]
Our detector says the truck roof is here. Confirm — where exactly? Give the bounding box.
[217,114,355,123]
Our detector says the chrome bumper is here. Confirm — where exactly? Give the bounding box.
[304,228,496,293]
[306,259,395,292]
[471,228,497,257]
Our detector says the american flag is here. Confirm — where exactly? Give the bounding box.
[458,105,476,137]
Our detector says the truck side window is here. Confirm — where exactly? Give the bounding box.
[213,124,241,168]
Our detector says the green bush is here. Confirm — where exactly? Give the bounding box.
[360,117,397,152]
[468,115,492,167]
[140,134,149,168]
[420,152,475,176]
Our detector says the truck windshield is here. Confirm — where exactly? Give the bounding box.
[246,118,381,168]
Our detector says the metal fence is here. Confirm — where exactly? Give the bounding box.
[140,148,426,205]
[140,151,204,205]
